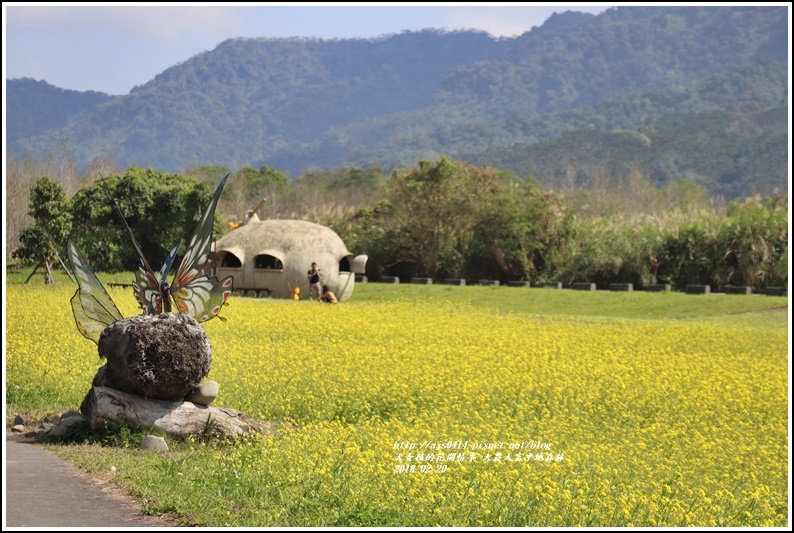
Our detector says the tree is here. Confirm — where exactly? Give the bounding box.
[338,157,567,282]
[258,165,289,189]
[252,165,289,212]
[387,157,495,278]
[334,199,399,279]
[234,165,289,208]
[69,167,225,272]
[467,178,567,282]
[12,177,72,283]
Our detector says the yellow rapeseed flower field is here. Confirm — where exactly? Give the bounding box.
[4,283,789,526]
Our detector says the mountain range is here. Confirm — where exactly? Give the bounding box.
[6,6,789,199]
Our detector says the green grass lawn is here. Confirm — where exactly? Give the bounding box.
[352,282,789,327]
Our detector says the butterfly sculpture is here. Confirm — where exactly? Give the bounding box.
[103,173,234,323]
[67,238,124,345]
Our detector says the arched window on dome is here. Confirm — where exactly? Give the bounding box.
[220,252,242,268]
[254,254,283,271]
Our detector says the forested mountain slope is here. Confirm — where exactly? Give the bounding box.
[6,6,788,199]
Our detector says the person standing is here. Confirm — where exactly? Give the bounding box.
[307,262,323,301]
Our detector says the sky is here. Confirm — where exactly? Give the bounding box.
[4,2,614,96]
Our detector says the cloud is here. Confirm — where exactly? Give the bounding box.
[435,5,609,37]
[434,6,555,37]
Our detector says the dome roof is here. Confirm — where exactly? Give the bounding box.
[215,219,350,256]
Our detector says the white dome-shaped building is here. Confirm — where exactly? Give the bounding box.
[212,217,367,300]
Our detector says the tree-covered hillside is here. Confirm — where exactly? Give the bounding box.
[6,6,789,200]
[461,98,789,200]
[436,7,787,115]
[6,78,114,141]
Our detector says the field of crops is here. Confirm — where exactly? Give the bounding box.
[4,279,789,527]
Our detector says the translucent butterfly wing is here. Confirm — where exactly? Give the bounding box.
[133,266,163,314]
[172,174,229,290]
[170,173,233,322]
[172,275,234,322]
[70,291,115,344]
[67,239,123,344]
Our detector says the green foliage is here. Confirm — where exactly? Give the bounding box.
[257,165,289,188]
[466,181,567,281]
[334,199,399,279]
[12,177,72,278]
[545,218,640,287]
[335,158,786,291]
[542,196,788,291]
[337,157,565,282]
[235,165,288,203]
[10,156,786,295]
[14,226,51,266]
[69,167,224,272]
[720,196,789,287]
[387,157,486,278]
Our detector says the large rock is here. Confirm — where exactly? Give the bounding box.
[82,387,284,439]
[90,313,212,401]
